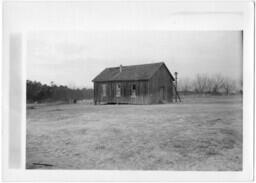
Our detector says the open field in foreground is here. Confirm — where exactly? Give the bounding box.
[26,95,242,170]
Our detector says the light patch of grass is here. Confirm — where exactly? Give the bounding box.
[26,95,242,170]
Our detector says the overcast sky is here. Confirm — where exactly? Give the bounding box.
[27,31,242,88]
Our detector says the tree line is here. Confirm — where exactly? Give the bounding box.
[27,80,93,103]
[177,74,242,95]
[27,74,241,103]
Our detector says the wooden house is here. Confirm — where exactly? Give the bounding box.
[92,62,175,104]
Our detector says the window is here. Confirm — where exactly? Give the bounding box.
[131,84,136,97]
[102,84,106,97]
[116,84,121,97]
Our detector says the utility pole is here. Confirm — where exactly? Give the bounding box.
[174,72,181,103]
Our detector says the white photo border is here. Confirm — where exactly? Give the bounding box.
[2,0,254,181]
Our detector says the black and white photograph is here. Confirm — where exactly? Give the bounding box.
[25,30,243,170]
[2,1,254,182]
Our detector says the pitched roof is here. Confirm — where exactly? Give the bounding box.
[92,62,174,82]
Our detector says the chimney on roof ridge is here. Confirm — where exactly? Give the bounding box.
[120,65,122,72]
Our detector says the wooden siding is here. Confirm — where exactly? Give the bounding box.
[93,64,174,104]
[148,64,173,103]
[94,81,150,104]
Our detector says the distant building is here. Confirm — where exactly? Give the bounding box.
[92,62,175,104]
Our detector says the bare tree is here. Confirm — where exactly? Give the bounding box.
[181,73,240,95]
[178,77,193,93]
[211,74,224,95]
[205,77,214,94]
[223,77,237,95]
[194,74,209,94]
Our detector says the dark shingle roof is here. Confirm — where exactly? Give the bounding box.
[92,62,174,82]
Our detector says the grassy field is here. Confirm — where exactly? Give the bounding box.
[26,95,242,170]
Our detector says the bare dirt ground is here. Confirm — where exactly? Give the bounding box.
[26,95,242,170]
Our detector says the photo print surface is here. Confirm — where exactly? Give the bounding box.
[26,30,243,170]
